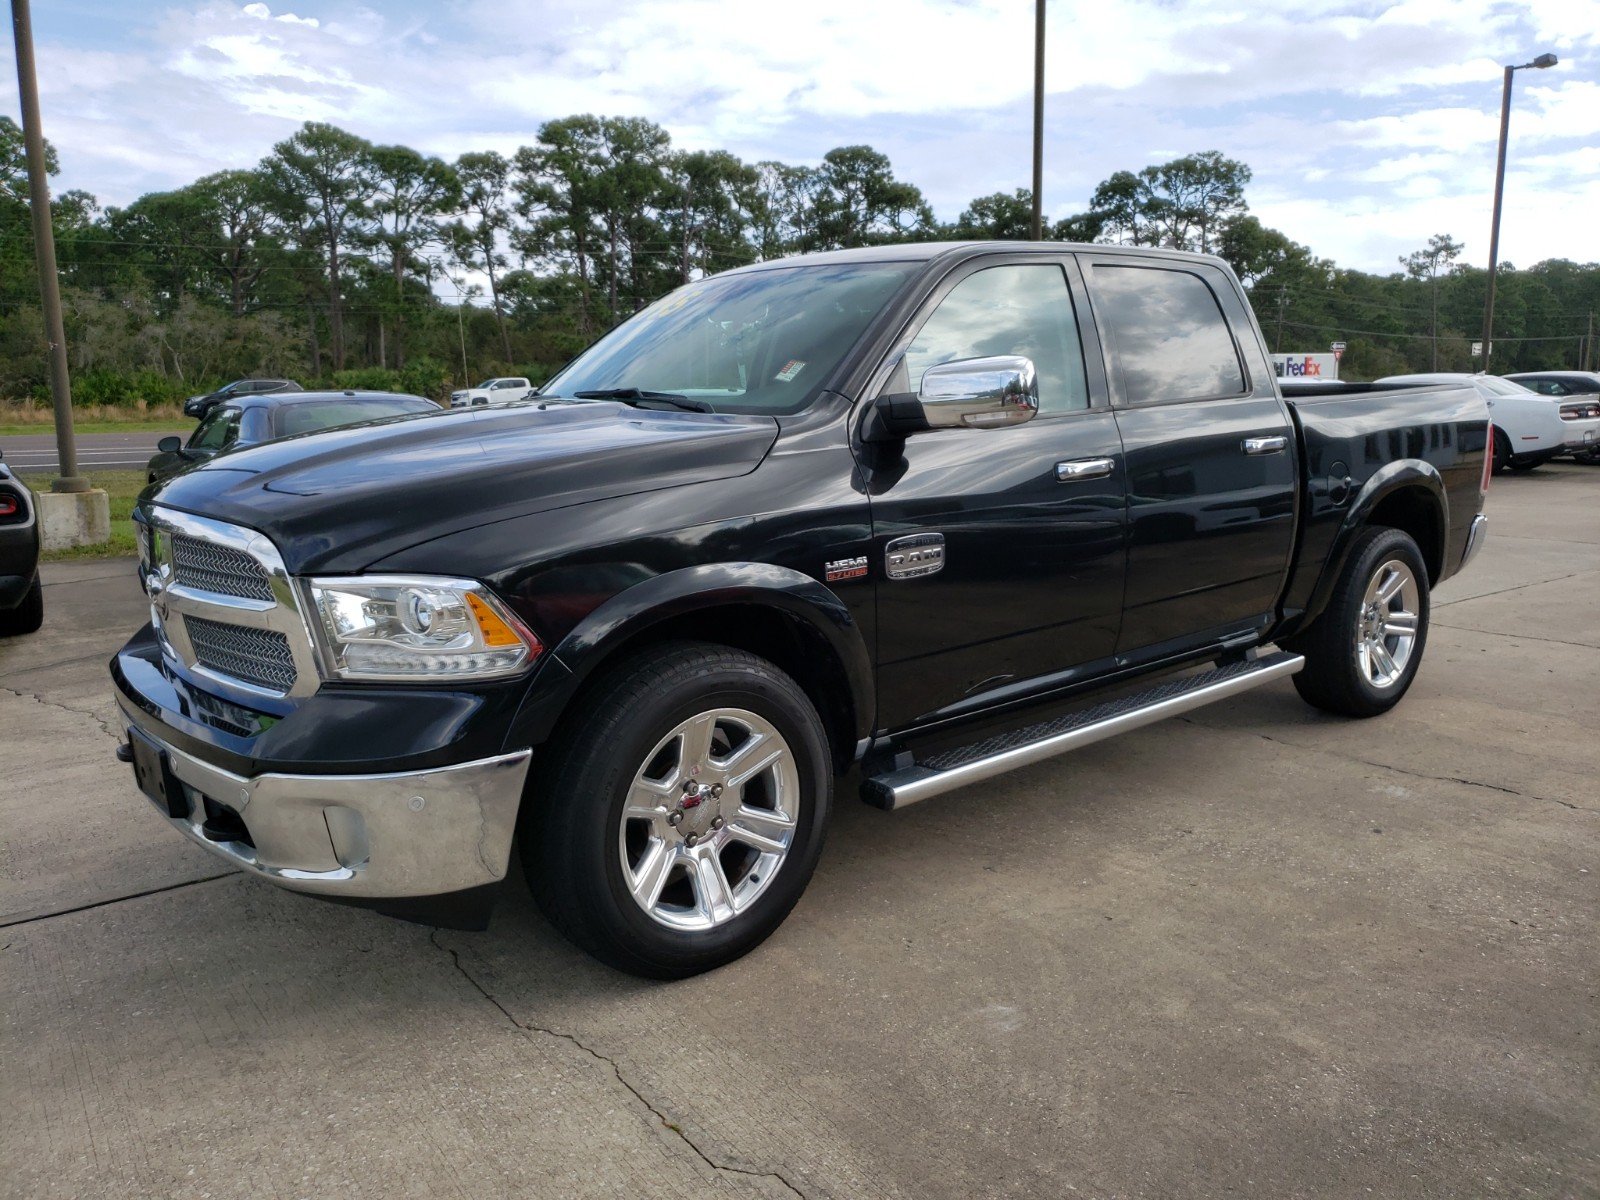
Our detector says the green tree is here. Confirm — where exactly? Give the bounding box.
[952,189,1036,240]
[810,146,933,249]
[1401,233,1465,370]
[448,150,516,360]
[261,121,377,371]
[366,145,458,365]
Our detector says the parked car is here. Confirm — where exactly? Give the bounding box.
[449,377,534,408]
[1503,371,1600,463]
[182,379,302,421]
[0,453,42,636]
[114,242,1491,978]
[147,390,440,484]
[1376,372,1600,471]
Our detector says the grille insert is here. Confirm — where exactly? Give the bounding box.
[185,616,297,693]
[170,533,273,601]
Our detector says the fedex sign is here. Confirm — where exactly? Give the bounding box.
[1271,353,1339,380]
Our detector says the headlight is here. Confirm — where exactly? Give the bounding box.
[303,575,541,682]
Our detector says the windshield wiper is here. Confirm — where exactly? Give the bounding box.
[571,388,714,413]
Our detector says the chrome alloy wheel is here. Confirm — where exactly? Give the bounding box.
[618,708,800,932]
[1354,558,1420,689]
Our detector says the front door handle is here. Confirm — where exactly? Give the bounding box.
[1242,435,1289,455]
[1056,457,1115,482]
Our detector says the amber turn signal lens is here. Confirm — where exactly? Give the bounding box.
[467,591,526,648]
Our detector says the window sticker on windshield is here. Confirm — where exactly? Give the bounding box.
[775,360,806,382]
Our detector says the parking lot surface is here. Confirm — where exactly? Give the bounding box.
[2,466,1596,1199]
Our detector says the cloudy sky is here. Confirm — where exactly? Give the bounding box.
[4,0,1597,273]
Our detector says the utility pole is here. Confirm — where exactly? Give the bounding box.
[1029,0,1044,241]
[1586,311,1595,372]
[11,0,86,495]
[1275,287,1288,353]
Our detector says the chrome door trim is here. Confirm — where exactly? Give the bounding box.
[1242,435,1289,455]
[1055,457,1115,481]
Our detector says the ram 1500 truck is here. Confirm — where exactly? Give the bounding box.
[113,242,1492,977]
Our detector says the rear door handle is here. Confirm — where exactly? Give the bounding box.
[1242,436,1289,455]
[1056,457,1115,481]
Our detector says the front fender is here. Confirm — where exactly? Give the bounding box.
[502,562,874,751]
[1299,460,1447,629]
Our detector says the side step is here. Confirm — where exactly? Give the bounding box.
[860,650,1304,811]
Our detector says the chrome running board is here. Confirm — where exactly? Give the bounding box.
[860,651,1305,811]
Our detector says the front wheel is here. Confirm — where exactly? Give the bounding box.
[1287,527,1430,718]
[523,642,832,978]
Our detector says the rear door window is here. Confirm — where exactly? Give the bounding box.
[1091,265,1246,404]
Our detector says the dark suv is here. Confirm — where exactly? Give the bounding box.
[150,390,439,484]
[182,379,302,421]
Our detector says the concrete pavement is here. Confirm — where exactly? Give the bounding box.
[0,429,181,475]
[2,467,1596,1199]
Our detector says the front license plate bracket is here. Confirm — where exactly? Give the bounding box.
[127,726,189,819]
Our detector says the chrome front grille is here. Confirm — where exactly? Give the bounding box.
[170,533,273,600]
[144,507,320,699]
[185,616,298,692]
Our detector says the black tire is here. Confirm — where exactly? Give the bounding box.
[522,641,832,978]
[1286,527,1430,718]
[1492,428,1511,473]
[0,571,43,637]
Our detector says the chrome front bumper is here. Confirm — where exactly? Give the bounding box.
[1461,513,1488,570]
[118,696,531,899]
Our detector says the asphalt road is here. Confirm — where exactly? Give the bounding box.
[2,466,1597,1199]
[0,429,181,474]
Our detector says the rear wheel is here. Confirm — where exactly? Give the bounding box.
[0,571,43,636]
[1287,527,1429,718]
[523,642,831,978]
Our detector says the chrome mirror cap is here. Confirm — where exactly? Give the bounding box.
[919,355,1039,429]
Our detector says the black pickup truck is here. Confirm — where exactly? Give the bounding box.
[113,242,1491,977]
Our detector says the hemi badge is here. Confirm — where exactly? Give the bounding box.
[824,555,868,583]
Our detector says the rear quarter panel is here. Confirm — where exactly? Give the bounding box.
[1276,383,1489,636]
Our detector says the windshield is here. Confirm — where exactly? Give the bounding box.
[544,261,919,415]
[474,379,499,389]
[1478,376,1535,397]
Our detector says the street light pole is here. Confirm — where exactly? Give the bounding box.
[1481,52,1557,373]
[10,0,87,494]
[1029,0,1045,241]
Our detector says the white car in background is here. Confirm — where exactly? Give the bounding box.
[1376,372,1600,472]
[449,377,534,408]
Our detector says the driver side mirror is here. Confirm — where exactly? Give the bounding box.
[157,436,183,454]
[867,355,1039,440]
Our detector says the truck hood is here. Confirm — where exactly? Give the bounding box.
[147,401,780,573]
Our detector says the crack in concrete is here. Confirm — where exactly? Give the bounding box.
[1,872,237,928]
[1177,717,1593,814]
[1433,622,1600,652]
[1434,568,1596,609]
[430,930,806,1198]
[1,684,120,742]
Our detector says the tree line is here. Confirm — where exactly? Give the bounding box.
[2,113,1596,407]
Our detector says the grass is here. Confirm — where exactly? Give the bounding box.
[1,418,188,437]
[37,470,146,561]
[0,401,187,437]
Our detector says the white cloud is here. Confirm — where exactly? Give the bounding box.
[1,0,1596,271]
